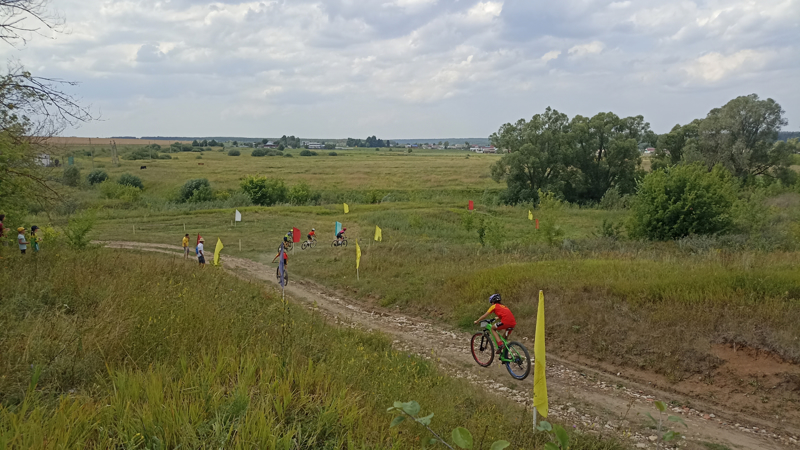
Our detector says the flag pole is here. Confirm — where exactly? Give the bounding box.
[533,406,537,431]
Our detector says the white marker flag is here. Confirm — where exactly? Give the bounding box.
[235,210,242,222]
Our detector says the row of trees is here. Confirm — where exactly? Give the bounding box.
[346,136,392,148]
[191,139,221,147]
[490,95,793,205]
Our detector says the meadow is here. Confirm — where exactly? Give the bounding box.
[14,141,800,437]
[0,247,626,449]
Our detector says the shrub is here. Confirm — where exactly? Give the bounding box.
[179,179,212,203]
[288,182,312,205]
[629,163,737,240]
[99,181,142,201]
[86,169,108,185]
[240,175,288,206]
[64,211,96,249]
[328,151,338,156]
[117,173,144,190]
[228,149,241,156]
[159,154,171,160]
[284,153,293,157]
[408,148,412,153]
[252,149,268,157]
[63,166,81,187]
[299,149,318,156]
[195,155,202,159]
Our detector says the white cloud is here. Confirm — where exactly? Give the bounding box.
[683,49,770,82]
[567,41,605,57]
[541,50,561,62]
[466,1,503,21]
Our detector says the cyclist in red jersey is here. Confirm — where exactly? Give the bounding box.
[474,293,516,353]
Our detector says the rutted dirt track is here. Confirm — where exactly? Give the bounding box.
[100,241,800,449]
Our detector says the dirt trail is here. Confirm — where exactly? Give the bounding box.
[101,241,799,450]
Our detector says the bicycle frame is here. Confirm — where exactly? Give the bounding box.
[482,322,519,363]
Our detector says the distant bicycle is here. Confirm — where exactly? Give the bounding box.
[283,241,294,251]
[331,239,348,247]
[275,265,288,286]
[301,238,317,250]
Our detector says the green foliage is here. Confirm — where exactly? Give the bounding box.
[408,148,413,153]
[594,219,624,240]
[629,164,737,240]
[251,148,266,156]
[646,400,688,444]
[300,149,318,156]
[63,211,96,249]
[240,175,287,206]
[98,180,142,201]
[117,173,144,190]
[178,178,213,202]
[598,186,630,210]
[328,151,338,156]
[388,400,509,450]
[461,212,475,232]
[86,169,109,185]
[536,421,570,450]
[227,149,241,156]
[62,165,81,187]
[288,181,313,205]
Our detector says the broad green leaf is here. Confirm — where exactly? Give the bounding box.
[544,443,560,450]
[401,401,421,416]
[429,438,439,445]
[668,415,688,428]
[418,413,435,426]
[490,440,510,450]
[646,412,658,425]
[663,431,677,441]
[536,421,553,432]
[554,425,569,450]
[451,427,474,449]
[654,401,666,412]
[390,415,406,428]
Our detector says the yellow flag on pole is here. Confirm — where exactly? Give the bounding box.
[533,290,548,418]
[213,238,224,266]
[528,210,533,221]
[374,226,382,241]
[356,240,362,269]
[344,203,350,214]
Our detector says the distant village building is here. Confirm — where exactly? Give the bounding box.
[36,154,51,166]
[470,146,497,153]
[644,147,656,154]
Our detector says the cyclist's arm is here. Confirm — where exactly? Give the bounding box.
[474,311,491,324]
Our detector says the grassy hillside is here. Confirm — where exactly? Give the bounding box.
[0,247,623,449]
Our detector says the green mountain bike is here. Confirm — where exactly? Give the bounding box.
[471,319,531,380]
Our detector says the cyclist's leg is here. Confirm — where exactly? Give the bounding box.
[490,324,503,348]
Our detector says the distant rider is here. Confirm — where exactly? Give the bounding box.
[336,227,347,245]
[474,294,516,356]
[272,245,288,279]
[307,228,316,243]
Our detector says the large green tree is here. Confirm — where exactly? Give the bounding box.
[489,107,571,204]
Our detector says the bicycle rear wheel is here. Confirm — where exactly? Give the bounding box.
[504,342,531,380]
[301,242,309,250]
[470,333,494,367]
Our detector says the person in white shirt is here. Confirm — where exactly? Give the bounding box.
[17,227,29,255]
[197,237,206,267]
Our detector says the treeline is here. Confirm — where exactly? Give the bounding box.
[190,139,221,147]
[491,94,798,205]
[346,136,393,147]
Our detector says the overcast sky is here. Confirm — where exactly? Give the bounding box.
[3,0,798,138]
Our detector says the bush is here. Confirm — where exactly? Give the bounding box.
[179,179,212,203]
[284,153,293,157]
[299,149,318,156]
[195,155,202,159]
[99,181,142,201]
[629,164,737,240]
[228,149,241,156]
[159,154,172,160]
[240,175,288,206]
[252,149,268,157]
[288,182,312,205]
[117,173,144,190]
[86,169,108,185]
[64,211,96,249]
[328,151,338,156]
[63,166,81,187]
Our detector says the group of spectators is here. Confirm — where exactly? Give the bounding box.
[0,214,42,255]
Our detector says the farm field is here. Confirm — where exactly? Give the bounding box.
[11,143,800,448]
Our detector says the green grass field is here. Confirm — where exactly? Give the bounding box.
[0,246,624,449]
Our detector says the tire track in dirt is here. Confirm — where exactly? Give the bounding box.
[99,241,799,450]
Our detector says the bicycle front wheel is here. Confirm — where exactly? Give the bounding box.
[311,239,317,248]
[285,242,293,251]
[341,239,348,247]
[470,333,494,367]
[505,342,531,380]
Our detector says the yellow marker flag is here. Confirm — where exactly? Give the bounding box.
[528,210,533,220]
[213,238,224,266]
[374,225,382,241]
[533,290,548,418]
[344,203,350,214]
[356,240,362,269]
